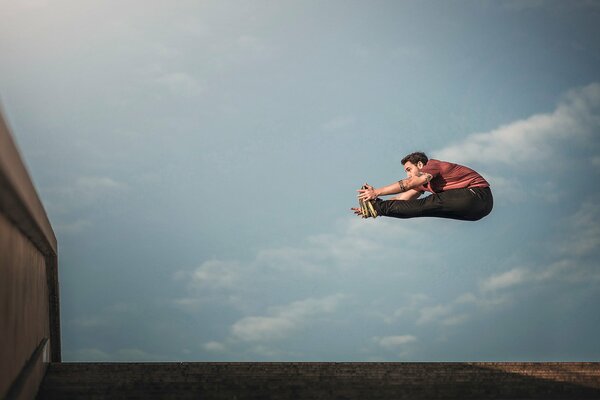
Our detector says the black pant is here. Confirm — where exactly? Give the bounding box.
[374,187,493,221]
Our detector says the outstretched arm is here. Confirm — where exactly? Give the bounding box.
[358,173,432,201]
[391,189,423,200]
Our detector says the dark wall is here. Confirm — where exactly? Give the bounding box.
[0,110,60,400]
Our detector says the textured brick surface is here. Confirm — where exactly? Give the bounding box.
[37,362,600,399]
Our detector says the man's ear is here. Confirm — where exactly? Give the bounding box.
[417,161,424,169]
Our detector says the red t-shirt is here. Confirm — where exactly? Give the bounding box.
[417,159,489,193]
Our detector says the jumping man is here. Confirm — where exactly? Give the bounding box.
[353,152,493,221]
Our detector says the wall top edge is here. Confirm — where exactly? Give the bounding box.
[0,108,57,255]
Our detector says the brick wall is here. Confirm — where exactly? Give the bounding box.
[38,362,600,399]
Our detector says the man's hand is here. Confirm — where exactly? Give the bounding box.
[350,207,365,217]
[357,183,378,201]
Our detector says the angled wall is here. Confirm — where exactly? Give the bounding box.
[0,110,60,400]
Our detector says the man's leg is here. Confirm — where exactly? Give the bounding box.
[373,194,445,219]
[374,187,493,221]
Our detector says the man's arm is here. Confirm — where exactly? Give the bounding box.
[358,173,432,200]
[390,189,423,200]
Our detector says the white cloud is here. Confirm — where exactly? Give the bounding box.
[231,316,296,342]
[374,335,417,349]
[45,175,129,215]
[416,304,454,325]
[169,78,600,356]
[255,219,396,273]
[468,198,600,302]
[175,217,422,297]
[390,289,505,329]
[480,268,529,291]
[455,293,477,304]
[170,297,205,311]
[469,198,600,294]
[231,294,345,342]
[171,216,443,325]
[384,293,429,323]
[441,314,469,326]
[480,172,527,203]
[560,200,600,257]
[190,259,241,289]
[534,259,574,282]
[170,217,435,337]
[434,83,600,166]
[203,341,228,353]
[375,282,509,336]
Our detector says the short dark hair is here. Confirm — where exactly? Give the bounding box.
[401,151,428,165]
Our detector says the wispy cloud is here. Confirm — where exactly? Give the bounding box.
[175,217,421,286]
[424,211,600,326]
[383,293,429,324]
[477,172,527,203]
[172,215,443,323]
[374,335,417,349]
[230,294,345,342]
[202,341,228,353]
[416,304,456,325]
[560,200,600,257]
[434,83,600,166]
[480,198,600,288]
[45,175,129,210]
[168,216,444,358]
[69,302,139,330]
[480,268,529,292]
[166,81,600,360]
[186,259,241,289]
[43,175,129,233]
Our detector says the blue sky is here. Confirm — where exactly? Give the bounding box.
[1,0,599,361]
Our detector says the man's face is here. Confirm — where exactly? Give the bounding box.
[403,161,423,178]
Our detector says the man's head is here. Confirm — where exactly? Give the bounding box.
[401,151,428,177]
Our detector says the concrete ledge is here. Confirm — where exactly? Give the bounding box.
[38,362,600,399]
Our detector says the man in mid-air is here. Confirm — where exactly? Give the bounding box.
[353,152,493,221]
